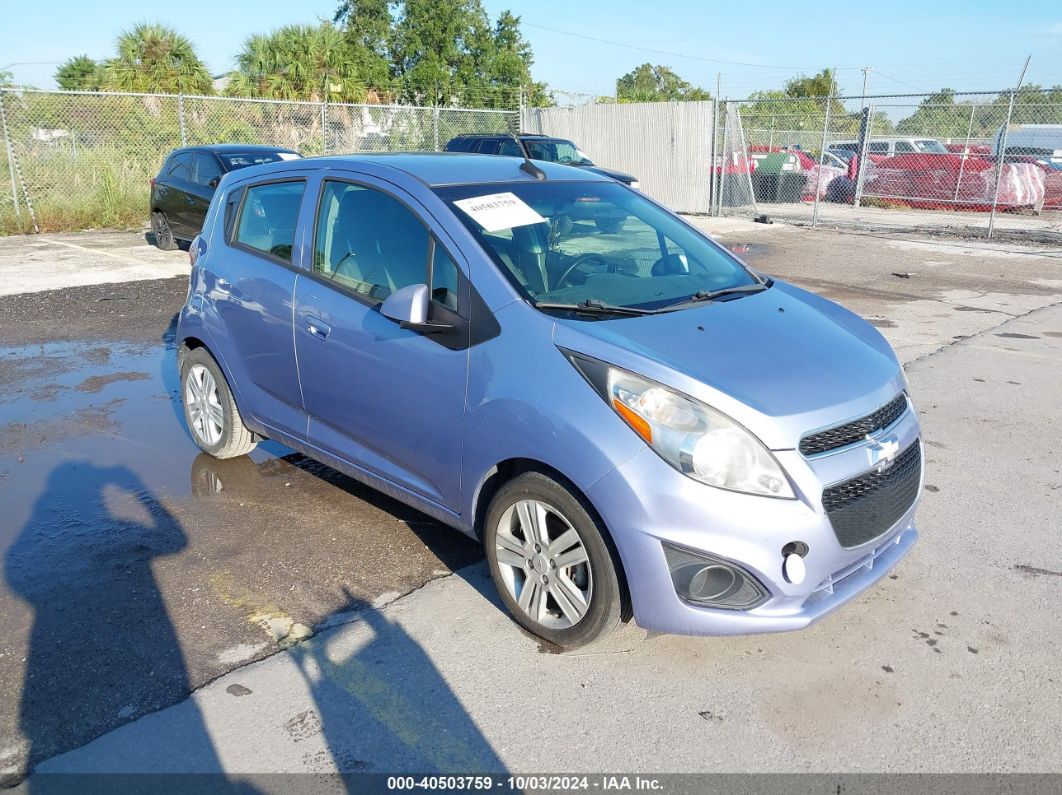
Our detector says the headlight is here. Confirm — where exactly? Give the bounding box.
[564,354,793,498]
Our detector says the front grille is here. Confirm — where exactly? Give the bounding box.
[822,441,922,548]
[799,393,909,456]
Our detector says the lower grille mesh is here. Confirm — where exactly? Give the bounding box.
[822,442,922,548]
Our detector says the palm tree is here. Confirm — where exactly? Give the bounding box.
[102,23,213,95]
[227,24,368,103]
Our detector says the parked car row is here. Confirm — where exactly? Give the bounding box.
[150,135,639,249]
[161,138,921,647]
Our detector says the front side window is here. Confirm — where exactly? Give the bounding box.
[435,181,759,314]
[524,139,593,165]
[313,180,428,301]
[193,153,223,187]
[234,181,305,263]
[868,142,889,154]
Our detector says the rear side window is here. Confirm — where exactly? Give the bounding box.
[474,139,500,154]
[234,181,305,263]
[868,142,889,154]
[894,141,915,153]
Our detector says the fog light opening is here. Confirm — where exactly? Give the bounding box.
[688,565,737,601]
[661,543,769,610]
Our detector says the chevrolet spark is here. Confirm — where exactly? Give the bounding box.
[177,154,921,648]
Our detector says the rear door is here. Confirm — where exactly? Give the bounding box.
[206,176,309,439]
[187,152,224,235]
[293,176,470,510]
[159,151,195,235]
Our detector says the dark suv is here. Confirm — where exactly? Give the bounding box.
[150,144,299,250]
[445,134,638,188]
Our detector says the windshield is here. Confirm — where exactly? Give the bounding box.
[435,181,760,313]
[220,152,296,170]
[524,140,593,165]
[913,139,948,154]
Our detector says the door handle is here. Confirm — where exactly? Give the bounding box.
[305,315,331,340]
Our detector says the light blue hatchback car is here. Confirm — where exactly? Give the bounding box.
[177,153,922,648]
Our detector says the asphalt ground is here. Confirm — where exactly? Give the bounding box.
[0,225,1059,786]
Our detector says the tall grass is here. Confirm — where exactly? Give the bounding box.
[0,146,150,235]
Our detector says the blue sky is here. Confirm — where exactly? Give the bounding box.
[3,0,1061,99]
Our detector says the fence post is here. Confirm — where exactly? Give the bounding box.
[708,98,719,215]
[177,93,187,147]
[321,100,327,154]
[853,105,872,207]
[432,105,440,152]
[718,101,730,216]
[1,90,20,218]
[811,84,835,228]
[953,102,977,204]
[987,90,1017,240]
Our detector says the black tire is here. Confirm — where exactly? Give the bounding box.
[152,210,179,250]
[484,471,622,649]
[180,347,256,459]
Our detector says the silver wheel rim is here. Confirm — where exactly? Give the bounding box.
[185,364,224,446]
[495,499,592,630]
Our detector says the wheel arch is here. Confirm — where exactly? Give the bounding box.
[472,457,633,622]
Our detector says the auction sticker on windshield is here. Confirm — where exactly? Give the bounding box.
[453,192,546,232]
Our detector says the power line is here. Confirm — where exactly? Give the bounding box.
[522,22,861,71]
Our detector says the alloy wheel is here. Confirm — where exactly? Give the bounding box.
[185,364,224,446]
[495,499,592,629]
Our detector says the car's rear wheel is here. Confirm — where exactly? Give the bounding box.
[152,210,179,251]
[484,472,621,649]
[180,347,256,459]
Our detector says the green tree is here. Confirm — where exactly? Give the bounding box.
[333,0,393,100]
[101,23,213,94]
[616,63,711,103]
[0,70,13,88]
[783,69,836,98]
[228,24,367,102]
[56,55,103,91]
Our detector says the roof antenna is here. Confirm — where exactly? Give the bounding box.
[508,126,546,180]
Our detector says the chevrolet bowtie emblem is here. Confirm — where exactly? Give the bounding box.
[866,433,901,471]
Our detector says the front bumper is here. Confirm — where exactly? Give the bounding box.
[586,411,922,636]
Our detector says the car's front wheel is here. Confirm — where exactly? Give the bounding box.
[151,210,179,251]
[484,472,622,648]
[180,347,256,459]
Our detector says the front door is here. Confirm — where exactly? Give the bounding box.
[294,177,468,511]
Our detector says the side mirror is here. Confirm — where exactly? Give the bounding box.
[380,284,453,334]
[208,176,221,189]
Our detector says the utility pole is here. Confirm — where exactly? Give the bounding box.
[860,67,872,106]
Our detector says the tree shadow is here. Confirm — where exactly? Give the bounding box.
[4,462,225,785]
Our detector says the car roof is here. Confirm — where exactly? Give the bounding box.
[226,152,610,188]
[452,133,554,140]
[186,144,299,154]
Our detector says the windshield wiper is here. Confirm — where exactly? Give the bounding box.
[533,299,658,317]
[660,283,768,311]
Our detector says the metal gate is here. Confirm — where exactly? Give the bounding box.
[522,101,715,214]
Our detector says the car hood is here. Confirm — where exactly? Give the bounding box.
[575,163,637,184]
[552,281,905,450]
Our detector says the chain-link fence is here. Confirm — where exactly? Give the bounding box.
[723,89,1062,240]
[0,89,517,234]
